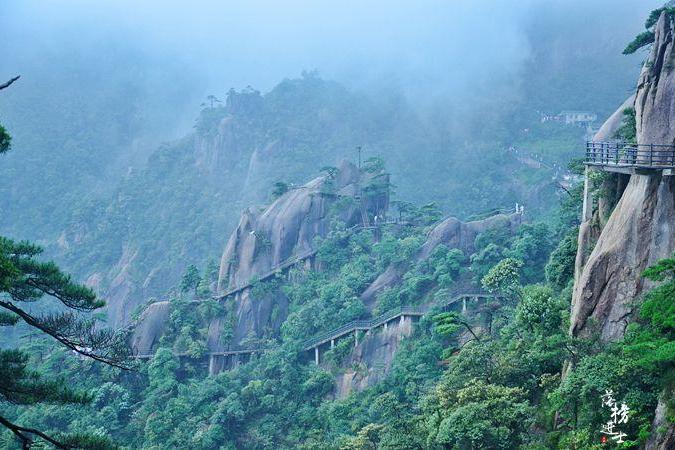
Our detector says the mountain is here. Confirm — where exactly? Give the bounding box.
[571,11,675,448]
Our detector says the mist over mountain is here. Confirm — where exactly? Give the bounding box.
[0,0,659,332]
[0,0,656,238]
[1,2,674,449]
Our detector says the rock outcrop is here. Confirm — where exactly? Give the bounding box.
[207,161,388,356]
[130,161,388,359]
[570,11,675,449]
[635,12,675,146]
[571,173,675,341]
[594,95,636,141]
[335,317,414,398]
[130,301,171,355]
[571,11,675,342]
[646,386,675,450]
[361,212,522,308]
[334,212,522,395]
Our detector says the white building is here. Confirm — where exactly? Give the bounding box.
[559,110,597,125]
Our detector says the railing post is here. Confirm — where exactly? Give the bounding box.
[650,144,654,166]
[614,142,619,165]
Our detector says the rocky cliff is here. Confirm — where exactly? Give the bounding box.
[570,11,675,449]
[571,11,675,342]
[361,213,522,308]
[131,161,389,357]
[334,211,522,396]
[131,163,521,393]
[66,79,415,329]
[206,161,388,358]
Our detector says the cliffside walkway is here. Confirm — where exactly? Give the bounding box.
[586,141,675,173]
[303,287,500,364]
[210,220,413,302]
[134,287,499,364]
[212,249,318,301]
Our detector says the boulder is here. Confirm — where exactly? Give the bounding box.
[129,301,171,355]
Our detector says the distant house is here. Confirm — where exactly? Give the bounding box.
[559,110,597,125]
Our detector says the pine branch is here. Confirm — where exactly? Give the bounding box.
[0,311,20,326]
[0,76,20,91]
[0,300,132,370]
[0,349,91,405]
[0,414,70,449]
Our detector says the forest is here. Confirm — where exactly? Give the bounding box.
[1,1,674,449]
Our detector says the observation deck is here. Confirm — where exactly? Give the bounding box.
[585,141,675,174]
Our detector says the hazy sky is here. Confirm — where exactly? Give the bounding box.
[2,0,659,91]
[0,0,662,140]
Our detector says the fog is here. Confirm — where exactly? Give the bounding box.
[1,0,660,134]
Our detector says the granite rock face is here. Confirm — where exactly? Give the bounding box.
[336,212,521,396]
[635,12,675,146]
[130,161,388,358]
[571,11,675,342]
[361,213,522,307]
[570,11,675,447]
[594,95,635,141]
[571,173,675,341]
[334,316,414,398]
[130,301,171,355]
[646,387,675,450]
[207,161,389,353]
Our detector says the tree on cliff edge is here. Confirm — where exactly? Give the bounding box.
[0,76,130,449]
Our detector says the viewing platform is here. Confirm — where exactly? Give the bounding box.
[585,141,675,174]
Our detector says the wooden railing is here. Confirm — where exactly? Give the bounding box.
[586,141,675,169]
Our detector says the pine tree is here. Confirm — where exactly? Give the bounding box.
[0,76,129,449]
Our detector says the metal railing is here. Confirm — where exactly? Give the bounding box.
[301,305,424,350]
[301,283,498,351]
[132,345,261,360]
[586,141,675,169]
[464,206,519,222]
[135,288,500,360]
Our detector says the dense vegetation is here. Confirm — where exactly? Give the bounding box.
[3,4,674,449]
[2,163,672,448]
